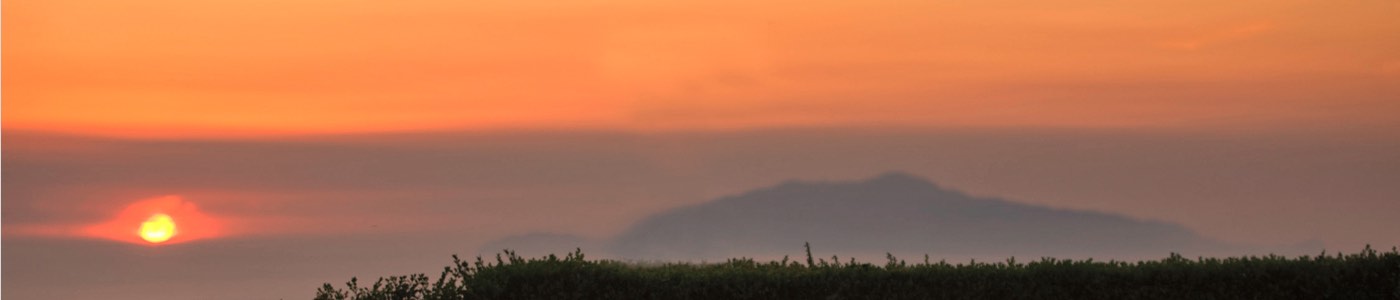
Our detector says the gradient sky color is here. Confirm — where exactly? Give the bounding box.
[3,1,1400,299]
[5,0,1399,137]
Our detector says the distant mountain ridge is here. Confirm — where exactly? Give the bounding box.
[485,172,1237,261]
[605,172,1225,260]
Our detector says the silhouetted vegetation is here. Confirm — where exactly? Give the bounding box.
[315,244,1400,299]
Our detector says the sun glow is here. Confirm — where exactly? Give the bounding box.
[139,213,177,243]
[79,195,224,245]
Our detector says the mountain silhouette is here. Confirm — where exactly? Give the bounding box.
[607,172,1227,261]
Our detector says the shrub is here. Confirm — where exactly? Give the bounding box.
[315,245,1400,299]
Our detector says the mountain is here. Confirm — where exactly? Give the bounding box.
[606,172,1227,261]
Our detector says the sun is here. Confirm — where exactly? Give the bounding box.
[82,195,223,245]
[138,213,178,244]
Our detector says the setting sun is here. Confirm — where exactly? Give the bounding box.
[75,195,225,245]
[138,214,177,244]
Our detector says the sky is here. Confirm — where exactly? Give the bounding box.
[6,0,1400,136]
[3,0,1400,299]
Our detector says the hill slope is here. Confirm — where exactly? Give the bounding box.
[608,172,1224,260]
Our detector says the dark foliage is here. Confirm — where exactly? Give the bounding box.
[316,245,1400,299]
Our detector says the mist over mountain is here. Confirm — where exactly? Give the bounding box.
[604,172,1230,261]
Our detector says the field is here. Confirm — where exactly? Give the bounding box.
[314,244,1400,299]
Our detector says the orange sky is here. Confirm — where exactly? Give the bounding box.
[4,0,1399,137]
